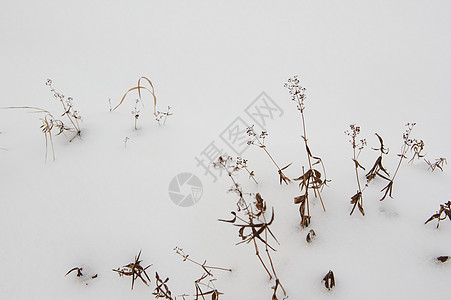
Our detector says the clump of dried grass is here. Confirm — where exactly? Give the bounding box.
[425,201,451,229]
[113,76,172,127]
[112,250,152,290]
[2,79,81,161]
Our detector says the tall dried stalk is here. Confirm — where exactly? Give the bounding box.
[380,123,417,201]
[285,76,329,227]
[215,156,287,299]
[345,124,367,216]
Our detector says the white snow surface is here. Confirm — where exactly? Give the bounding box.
[1,1,450,299]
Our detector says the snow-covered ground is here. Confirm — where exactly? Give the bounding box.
[1,1,450,299]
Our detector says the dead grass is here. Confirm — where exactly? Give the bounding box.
[112,250,152,290]
[113,76,172,126]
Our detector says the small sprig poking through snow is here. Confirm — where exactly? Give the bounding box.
[408,139,426,164]
[174,247,230,299]
[345,124,367,216]
[246,125,291,185]
[425,201,451,229]
[425,157,447,172]
[236,156,258,184]
[306,229,316,243]
[153,272,174,299]
[112,250,152,290]
[213,155,249,211]
[380,123,418,201]
[131,99,141,130]
[65,266,98,285]
[366,133,390,184]
[322,270,335,291]
[46,79,81,141]
[113,76,173,126]
[65,266,84,277]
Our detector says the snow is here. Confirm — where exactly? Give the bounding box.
[1,1,450,299]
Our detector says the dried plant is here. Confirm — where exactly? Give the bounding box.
[174,247,230,300]
[213,155,255,211]
[112,250,152,290]
[322,270,335,290]
[215,159,286,298]
[246,125,291,185]
[425,201,451,228]
[2,106,70,161]
[425,157,447,172]
[132,99,141,130]
[409,139,426,164]
[365,133,390,184]
[153,272,174,299]
[113,76,172,126]
[306,229,316,243]
[437,256,450,263]
[65,267,84,277]
[1,80,81,161]
[218,201,286,298]
[46,79,81,141]
[236,156,258,184]
[380,123,417,201]
[65,266,98,282]
[285,76,329,227]
[213,155,246,210]
[345,124,367,216]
